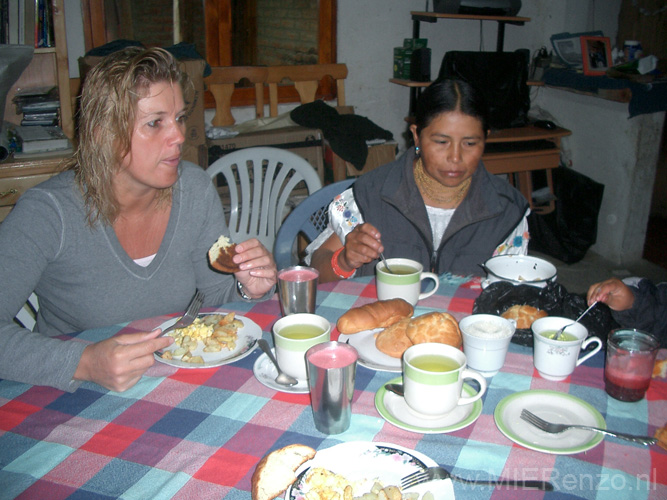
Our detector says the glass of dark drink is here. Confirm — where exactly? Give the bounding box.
[604,329,660,402]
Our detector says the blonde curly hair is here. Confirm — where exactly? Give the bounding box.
[65,47,190,226]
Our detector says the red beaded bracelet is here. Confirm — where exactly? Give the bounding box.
[331,247,355,279]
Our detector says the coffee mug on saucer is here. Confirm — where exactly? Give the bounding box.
[273,313,331,380]
[402,343,487,417]
[376,258,439,306]
[531,316,602,381]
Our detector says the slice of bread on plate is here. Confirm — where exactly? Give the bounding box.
[251,444,316,500]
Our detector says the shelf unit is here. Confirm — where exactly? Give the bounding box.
[394,11,531,116]
[1,0,73,222]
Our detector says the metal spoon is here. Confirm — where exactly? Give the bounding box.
[380,253,394,273]
[384,383,404,397]
[257,339,298,386]
[553,301,598,341]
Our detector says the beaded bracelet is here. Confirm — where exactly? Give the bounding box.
[331,247,355,279]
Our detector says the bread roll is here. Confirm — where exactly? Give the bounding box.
[406,311,462,348]
[375,317,412,358]
[336,299,414,334]
[501,304,547,329]
[208,235,240,273]
[251,444,316,500]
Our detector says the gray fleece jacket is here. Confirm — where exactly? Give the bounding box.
[0,162,243,391]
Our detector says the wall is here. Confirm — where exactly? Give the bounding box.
[337,0,622,149]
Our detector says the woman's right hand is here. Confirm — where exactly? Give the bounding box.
[340,222,384,270]
[74,329,173,392]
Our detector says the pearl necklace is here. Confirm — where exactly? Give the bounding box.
[413,157,471,206]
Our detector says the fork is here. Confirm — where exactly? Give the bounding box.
[401,466,553,491]
[521,409,657,446]
[160,289,205,337]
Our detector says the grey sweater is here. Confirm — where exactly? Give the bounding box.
[0,162,242,391]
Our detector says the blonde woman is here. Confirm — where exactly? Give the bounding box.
[0,47,276,392]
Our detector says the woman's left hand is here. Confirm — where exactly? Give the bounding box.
[233,238,278,298]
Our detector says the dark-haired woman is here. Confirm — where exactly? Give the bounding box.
[308,78,530,283]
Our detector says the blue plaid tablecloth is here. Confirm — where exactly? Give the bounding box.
[1,276,665,499]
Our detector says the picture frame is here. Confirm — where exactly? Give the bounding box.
[580,36,612,76]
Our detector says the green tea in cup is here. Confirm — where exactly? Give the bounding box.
[279,324,327,340]
[540,330,578,342]
[410,354,460,372]
[384,264,418,275]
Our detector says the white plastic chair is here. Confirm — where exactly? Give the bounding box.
[206,146,323,250]
[15,293,39,331]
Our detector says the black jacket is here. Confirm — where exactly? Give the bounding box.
[614,279,667,347]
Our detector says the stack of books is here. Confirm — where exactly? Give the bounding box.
[1,0,54,48]
[13,86,60,126]
[10,123,71,158]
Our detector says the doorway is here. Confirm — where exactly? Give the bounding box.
[643,119,667,270]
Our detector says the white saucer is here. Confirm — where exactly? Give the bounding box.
[494,389,605,454]
[338,330,401,372]
[375,377,482,434]
[253,349,309,394]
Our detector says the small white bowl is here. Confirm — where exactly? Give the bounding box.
[482,255,557,288]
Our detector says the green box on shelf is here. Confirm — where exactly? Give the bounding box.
[393,47,404,78]
[403,38,428,49]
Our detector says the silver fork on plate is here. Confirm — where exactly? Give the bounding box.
[520,409,657,446]
[401,466,553,491]
[160,289,205,337]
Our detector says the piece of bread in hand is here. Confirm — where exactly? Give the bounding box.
[501,304,548,330]
[208,235,240,273]
[336,298,414,335]
[251,444,316,500]
[375,317,412,358]
[406,311,462,348]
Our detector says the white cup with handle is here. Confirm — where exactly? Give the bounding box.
[375,258,439,306]
[402,342,487,417]
[531,316,603,381]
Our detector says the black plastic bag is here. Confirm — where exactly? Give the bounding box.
[473,281,617,346]
[528,166,604,264]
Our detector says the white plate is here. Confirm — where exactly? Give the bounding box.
[286,441,454,499]
[154,313,261,368]
[338,330,402,372]
[494,389,605,454]
[252,348,309,394]
[375,377,483,434]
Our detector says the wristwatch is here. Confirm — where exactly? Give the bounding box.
[236,280,253,300]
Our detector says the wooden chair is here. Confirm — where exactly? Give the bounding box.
[205,66,269,127]
[266,63,348,117]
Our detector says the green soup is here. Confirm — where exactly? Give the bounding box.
[410,354,460,372]
[384,264,418,275]
[279,324,326,340]
[541,330,578,342]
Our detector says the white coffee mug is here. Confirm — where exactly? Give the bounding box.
[402,343,487,417]
[459,314,516,377]
[273,313,331,380]
[376,258,439,306]
[531,316,603,381]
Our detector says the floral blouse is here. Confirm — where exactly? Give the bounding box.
[305,188,530,263]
